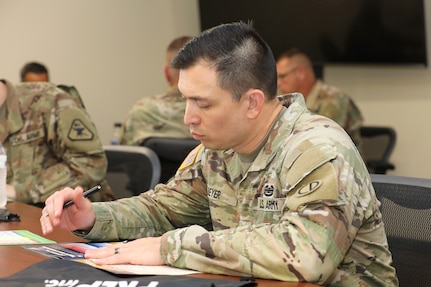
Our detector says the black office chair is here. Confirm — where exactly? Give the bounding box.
[360,126,396,174]
[371,174,431,287]
[141,137,200,183]
[103,145,161,198]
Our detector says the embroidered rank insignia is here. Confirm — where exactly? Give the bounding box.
[296,180,322,197]
[263,183,275,197]
[67,119,94,141]
[178,144,203,171]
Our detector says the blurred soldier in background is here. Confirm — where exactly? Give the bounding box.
[20,61,49,82]
[120,36,193,145]
[0,80,115,207]
[276,48,364,152]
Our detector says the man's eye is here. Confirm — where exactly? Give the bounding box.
[196,100,209,108]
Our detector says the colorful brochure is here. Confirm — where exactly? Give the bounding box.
[0,230,55,245]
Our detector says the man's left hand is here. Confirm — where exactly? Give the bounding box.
[85,237,164,266]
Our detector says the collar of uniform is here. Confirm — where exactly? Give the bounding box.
[246,93,307,173]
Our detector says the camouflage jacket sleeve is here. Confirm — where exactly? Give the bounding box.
[81,145,212,241]
[12,87,109,203]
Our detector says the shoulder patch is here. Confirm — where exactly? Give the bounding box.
[296,180,322,197]
[178,144,203,171]
[286,163,338,211]
[68,119,94,141]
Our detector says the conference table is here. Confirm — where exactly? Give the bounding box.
[0,202,319,287]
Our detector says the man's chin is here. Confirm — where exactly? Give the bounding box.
[200,141,228,151]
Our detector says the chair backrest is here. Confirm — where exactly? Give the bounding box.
[141,137,200,183]
[360,126,396,174]
[103,145,161,198]
[371,174,431,287]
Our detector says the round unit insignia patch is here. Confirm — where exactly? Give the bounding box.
[263,183,275,197]
[296,180,322,197]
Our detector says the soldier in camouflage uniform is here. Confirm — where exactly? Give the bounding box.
[41,22,398,286]
[276,48,364,153]
[0,80,115,206]
[120,36,193,145]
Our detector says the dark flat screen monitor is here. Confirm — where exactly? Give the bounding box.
[199,0,427,67]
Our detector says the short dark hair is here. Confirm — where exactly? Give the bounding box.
[20,62,49,82]
[172,22,277,101]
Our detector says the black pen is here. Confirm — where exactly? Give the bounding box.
[63,185,102,208]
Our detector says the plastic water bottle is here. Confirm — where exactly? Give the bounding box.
[111,122,122,145]
[0,143,7,209]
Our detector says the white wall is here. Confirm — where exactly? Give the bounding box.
[0,0,200,145]
[0,0,430,178]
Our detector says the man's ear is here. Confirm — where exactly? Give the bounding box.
[245,89,265,120]
[0,81,7,107]
[296,65,307,81]
[164,65,172,84]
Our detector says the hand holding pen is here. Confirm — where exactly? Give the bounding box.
[63,185,101,208]
[41,185,101,235]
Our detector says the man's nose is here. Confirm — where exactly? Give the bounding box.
[184,101,199,126]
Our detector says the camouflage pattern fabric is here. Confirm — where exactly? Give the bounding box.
[0,80,114,204]
[306,80,364,154]
[120,87,191,145]
[82,93,397,286]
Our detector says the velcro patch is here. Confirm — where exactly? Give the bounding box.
[10,128,45,146]
[286,143,337,190]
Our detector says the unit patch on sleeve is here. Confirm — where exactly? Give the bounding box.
[178,144,203,171]
[67,119,94,141]
[296,180,322,197]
